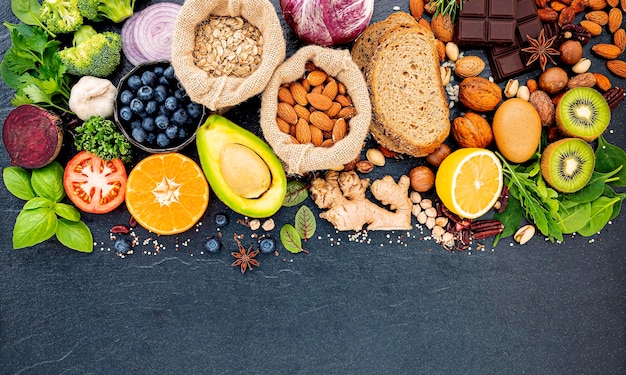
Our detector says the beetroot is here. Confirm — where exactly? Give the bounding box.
[3,104,64,169]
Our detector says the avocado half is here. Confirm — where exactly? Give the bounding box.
[196,114,287,218]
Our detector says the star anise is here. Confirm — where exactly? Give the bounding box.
[231,234,259,274]
[522,29,560,71]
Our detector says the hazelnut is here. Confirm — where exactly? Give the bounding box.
[559,40,583,65]
[426,143,451,167]
[538,67,569,95]
[409,166,435,192]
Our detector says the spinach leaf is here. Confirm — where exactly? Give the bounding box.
[595,135,626,187]
[10,0,50,36]
[603,185,626,221]
[13,207,57,249]
[31,161,65,202]
[493,195,523,246]
[56,218,93,253]
[3,166,35,200]
[577,196,622,237]
[558,200,591,234]
[564,166,622,204]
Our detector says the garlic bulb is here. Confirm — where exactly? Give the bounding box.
[69,76,117,121]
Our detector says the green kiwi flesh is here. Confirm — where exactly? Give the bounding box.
[556,87,610,141]
[541,138,595,193]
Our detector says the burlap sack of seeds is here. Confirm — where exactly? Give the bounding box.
[171,0,285,112]
[260,45,372,175]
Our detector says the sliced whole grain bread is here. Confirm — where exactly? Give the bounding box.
[366,25,450,157]
[351,12,418,74]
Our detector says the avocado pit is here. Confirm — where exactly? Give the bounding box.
[220,143,271,199]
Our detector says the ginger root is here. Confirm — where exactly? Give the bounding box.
[309,170,413,231]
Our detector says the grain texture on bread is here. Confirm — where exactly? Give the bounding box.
[367,25,450,157]
[351,12,418,73]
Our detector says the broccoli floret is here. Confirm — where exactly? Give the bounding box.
[58,25,122,78]
[77,0,136,23]
[39,0,83,35]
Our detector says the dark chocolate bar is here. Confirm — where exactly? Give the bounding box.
[454,0,518,46]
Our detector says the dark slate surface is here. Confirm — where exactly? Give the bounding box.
[1,1,625,374]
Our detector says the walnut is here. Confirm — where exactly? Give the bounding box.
[452,112,493,148]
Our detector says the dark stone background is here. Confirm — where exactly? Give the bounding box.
[1,1,624,374]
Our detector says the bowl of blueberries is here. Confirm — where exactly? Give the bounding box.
[114,60,207,153]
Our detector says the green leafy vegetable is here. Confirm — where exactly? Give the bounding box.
[564,166,622,204]
[39,0,83,35]
[74,115,132,162]
[31,161,65,202]
[280,224,307,254]
[577,196,623,237]
[492,193,523,246]
[558,200,591,234]
[13,207,58,249]
[283,180,309,207]
[595,135,626,187]
[295,205,316,241]
[55,218,93,252]
[11,0,56,37]
[3,167,36,200]
[57,25,121,77]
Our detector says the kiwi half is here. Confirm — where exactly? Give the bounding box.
[556,87,610,141]
[541,138,595,193]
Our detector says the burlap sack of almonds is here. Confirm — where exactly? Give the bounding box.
[260,45,372,175]
[170,0,285,112]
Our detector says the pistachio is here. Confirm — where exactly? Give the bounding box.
[516,85,530,101]
[571,57,591,74]
[504,79,519,98]
[445,41,459,61]
[366,148,386,167]
[440,66,452,86]
[514,224,536,245]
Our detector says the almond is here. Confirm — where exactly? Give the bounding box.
[335,94,353,107]
[409,0,424,20]
[309,111,334,131]
[585,10,609,25]
[436,39,446,62]
[307,92,333,111]
[295,118,311,144]
[608,0,618,6]
[615,29,626,52]
[589,0,608,9]
[551,1,568,11]
[592,43,623,59]
[307,70,328,87]
[580,20,603,36]
[332,118,348,142]
[321,80,338,100]
[310,124,324,146]
[418,18,431,32]
[593,72,612,91]
[278,86,295,106]
[622,0,626,10]
[311,85,323,94]
[608,7,623,33]
[337,82,347,95]
[337,106,357,120]
[320,139,334,148]
[277,102,298,125]
[454,55,486,78]
[289,81,309,106]
[607,59,626,77]
[431,13,454,42]
[571,0,590,13]
[276,117,291,133]
[294,104,310,122]
[325,102,341,118]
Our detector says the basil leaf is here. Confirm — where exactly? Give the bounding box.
[283,180,309,207]
[31,162,65,202]
[54,203,81,222]
[3,166,35,200]
[23,196,53,210]
[295,205,316,241]
[595,135,626,187]
[55,218,93,253]
[12,207,57,249]
[280,224,305,254]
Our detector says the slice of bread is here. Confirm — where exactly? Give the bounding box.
[351,12,418,74]
[366,25,450,157]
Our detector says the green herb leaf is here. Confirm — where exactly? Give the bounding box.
[12,207,57,249]
[74,116,132,163]
[565,167,622,204]
[55,218,93,253]
[31,161,65,202]
[493,195,523,246]
[23,196,53,210]
[295,205,316,241]
[577,196,621,237]
[280,224,305,254]
[3,166,35,200]
[558,200,591,234]
[603,185,626,221]
[595,135,626,187]
[54,203,81,222]
[11,0,43,26]
[283,180,309,207]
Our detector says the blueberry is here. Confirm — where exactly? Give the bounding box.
[137,86,154,101]
[145,100,158,115]
[174,88,187,100]
[177,127,187,139]
[158,104,169,116]
[171,108,188,125]
[126,75,142,90]
[130,120,142,129]
[141,117,155,132]
[165,125,179,139]
[114,238,132,254]
[141,70,158,86]
[203,237,222,254]
[118,106,132,122]
[130,98,145,114]
[119,90,134,105]
[156,133,170,147]
[154,85,168,102]
[187,102,203,119]
[259,237,276,254]
[163,65,176,80]
[145,132,156,144]
[153,66,165,76]
[155,114,169,129]
[164,96,178,112]
[214,213,229,227]
[159,76,170,86]
[131,127,147,143]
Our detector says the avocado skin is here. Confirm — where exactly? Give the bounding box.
[196,114,287,218]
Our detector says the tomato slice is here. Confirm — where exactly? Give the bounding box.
[64,151,127,214]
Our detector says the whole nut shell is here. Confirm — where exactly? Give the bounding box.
[454,55,486,78]
[458,77,503,112]
[567,72,597,89]
[445,42,459,61]
[452,112,493,148]
[571,57,592,74]
[516,85,530,101]
[366,148,386,167]
[514,224,536,245]
[528,90,555,126]
[504,79,519,98]
[431,13,454,42]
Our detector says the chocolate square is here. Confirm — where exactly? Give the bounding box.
[454,0,517,46]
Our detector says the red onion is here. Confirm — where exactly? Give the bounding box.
[280,0,374,47]
[121,2,182,66]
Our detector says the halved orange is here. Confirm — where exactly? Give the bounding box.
[125,153,209,235]
[435,148,503,219]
